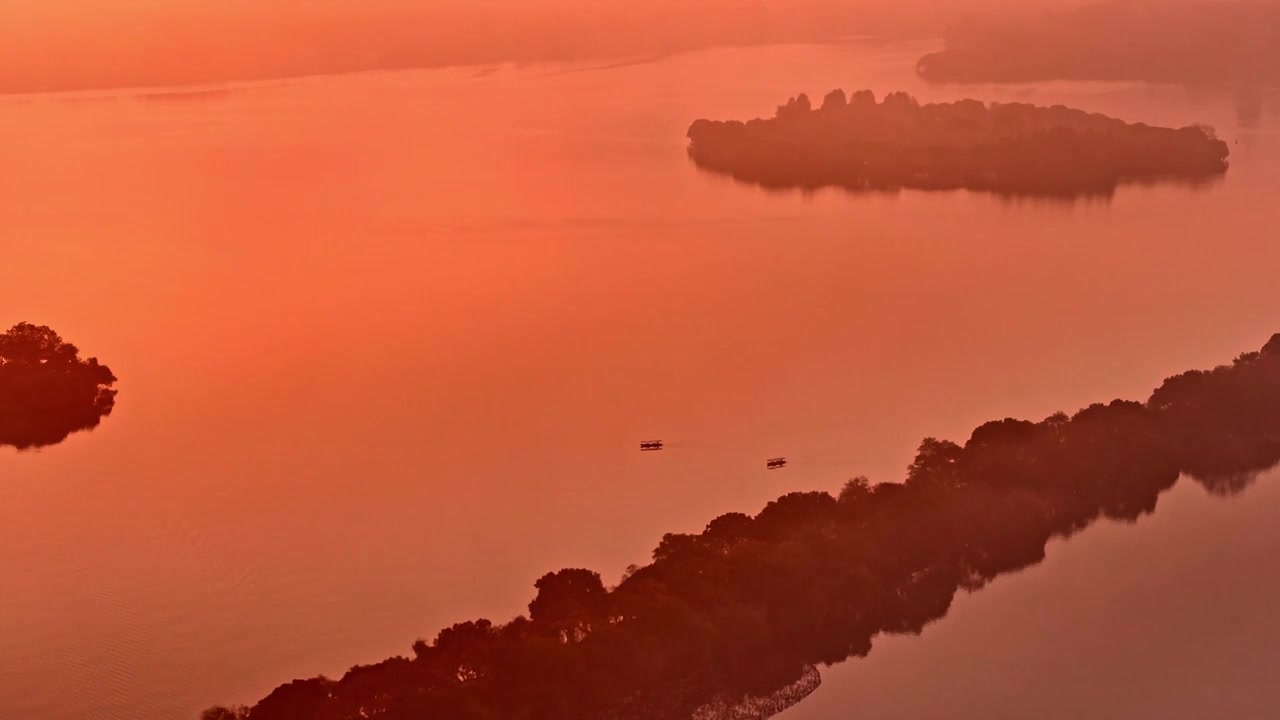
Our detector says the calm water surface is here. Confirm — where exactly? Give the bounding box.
[1,42,1278,719]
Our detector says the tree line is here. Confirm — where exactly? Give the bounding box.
[204,331,1280,720]
[686,89,1229,198]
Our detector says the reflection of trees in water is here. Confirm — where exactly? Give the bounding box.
[0,323,117,450]
[1192,470,1261,498]
[691,665,821,720]
[686,90,1230,201]
[210,333,1280,720]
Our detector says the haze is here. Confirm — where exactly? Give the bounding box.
[4,2,1280,720]
[9,0,1047,93]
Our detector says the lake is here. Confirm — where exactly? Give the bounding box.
[1,41,1278,720]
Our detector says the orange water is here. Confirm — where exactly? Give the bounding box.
[1,42,1278,719]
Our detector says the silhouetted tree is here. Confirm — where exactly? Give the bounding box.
[529,569,609,641]
[686,90,1230,199]
[0,322,118,450]
[837,476,872,504]
[820,89,847,112]
[906,438,963,488]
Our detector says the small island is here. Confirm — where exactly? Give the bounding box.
[0,323,118,450]
[916,0,1280,86]
[685,90,1230,198]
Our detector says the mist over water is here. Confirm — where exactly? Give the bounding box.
[1,0,1041,93]
[2,40,1280,720]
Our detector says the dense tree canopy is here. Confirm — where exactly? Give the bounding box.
[0,323,118,450]
[209,332,1280,720]
[685,90,1229,198]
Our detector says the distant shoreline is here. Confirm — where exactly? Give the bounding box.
[917,0,1280,87]
[0,36,922,100]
